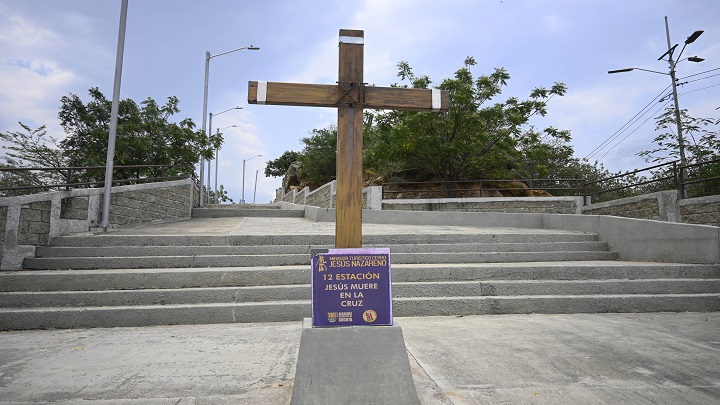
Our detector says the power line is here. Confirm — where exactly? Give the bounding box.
[584,85,671,160]
[682,72,720,84]
[678,67,720,80]
[679,82,720,96]
[584,86,670,159]
[587,72,720,162]
[597,99,672,161]
[603,143,657,156]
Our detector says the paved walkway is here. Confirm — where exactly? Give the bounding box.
[1,313,719,404]
[3,217,719,404]
[94,216,587,236]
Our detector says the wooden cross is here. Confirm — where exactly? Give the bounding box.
[248,29,449,248]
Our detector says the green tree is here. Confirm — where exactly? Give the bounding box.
[638,107,718,164]
[638,107,720,197]
[298,126,337,188]
[364,58,568,193]
[265,150,300,178]
[0,123,69,195]
[58,87,219,183]
[209,184,235,203]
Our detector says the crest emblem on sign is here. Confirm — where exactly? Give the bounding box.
[363,310,377,323]
[327,312,338,323]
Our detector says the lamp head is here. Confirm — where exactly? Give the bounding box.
[687,56,705,63]
[685,30,704,44]
[608,68,634,74]
[248,46,260,50]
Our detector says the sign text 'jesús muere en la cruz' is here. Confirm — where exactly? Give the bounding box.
[312,248,392,327]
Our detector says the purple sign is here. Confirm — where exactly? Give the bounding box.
[311,248,392,327]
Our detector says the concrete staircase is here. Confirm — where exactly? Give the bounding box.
[1,206,719,330]
[191,203,306,218]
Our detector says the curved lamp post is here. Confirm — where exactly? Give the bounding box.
[608,17,704,170]
[207,107,241,203]
[199,45,259,207]
[242,154,262,204]
[214,124,237,203]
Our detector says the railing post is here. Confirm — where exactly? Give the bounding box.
[677,161,686,199]
[66,169,72,191]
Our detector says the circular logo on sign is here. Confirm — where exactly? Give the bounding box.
[363,309,377,323]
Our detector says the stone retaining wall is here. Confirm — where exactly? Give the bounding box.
[0,179,196,270]
[306,182,333,208]
[382,197,582,214]
[18,201,51,246]
[278,181,337,208]
[276,182,381,210]
[281,180,719,227]
[583,198,661,220]
[582,191,680,222]
[99,184,191,226]
[0,207,6,265]
[282,189,296,203]
[60,196,89,220]
[679,195,720,227]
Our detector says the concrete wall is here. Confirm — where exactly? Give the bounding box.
[0,179,196,270]
[383,197,582,214]
[542,214,720,264]
[295,207,718,264]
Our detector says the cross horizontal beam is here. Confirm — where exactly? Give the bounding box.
[248,81,449,112]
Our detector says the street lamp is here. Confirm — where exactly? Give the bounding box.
[207,107,242,203]
[214,124,237,203]
[242,154,262,204]
[608,17,704,170]
[253,169,260,203]
[199,45,259,207]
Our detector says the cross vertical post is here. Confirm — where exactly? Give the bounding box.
[336,29,364,248]
[247,29,449,249]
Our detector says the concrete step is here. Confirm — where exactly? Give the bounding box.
[46,232,601,248]
[191,208,305,218]
[204,204,281,209]
[4,279,720,308]
[2,294,719,330]
[3,260,719,329]
[35,241,611,257]
[5,208,718,329]
[3,262,718,292]
[22,251,619,270]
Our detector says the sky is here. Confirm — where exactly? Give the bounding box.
[1,0,719,204]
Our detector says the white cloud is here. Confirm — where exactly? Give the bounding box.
[0,59,78,136]
[0,13,65,49]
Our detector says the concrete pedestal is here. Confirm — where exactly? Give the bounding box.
[291,318,420,405]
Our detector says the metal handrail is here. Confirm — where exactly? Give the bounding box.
[382,179,585,199]
[0,164,195,194]
[582,161,675,187]
[0,164,187,171]
[584,158,719,204]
